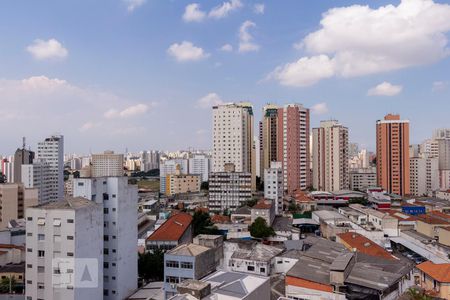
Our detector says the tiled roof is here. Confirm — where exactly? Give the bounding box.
[0,244,24,251]
[147,213,192,242]
[293,191,314,203]
[211,215,230,224]
[252,199,273,209]
[337,232,395,260]
[417,261,450,283]
[384,210,417,221]
[429,211,450,221]
[416,214,450,225]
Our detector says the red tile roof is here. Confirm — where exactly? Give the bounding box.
[429,211,450,221]
[293,191,314,203]
[417,261,450,283]
[253,199,273,209]
[211,215,230,224]
[417,214,450,225]
[337,232,395,260]
[147,213,192,242]
[0,244,24,251]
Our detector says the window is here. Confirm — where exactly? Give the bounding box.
[104,235,109,241]
[247,265,255,271]
[103,193,109,200]
[104,208,109,214]
[37,283,44,289]
[27,248,32,252]
[260,267,265,273]
[104,262,109,269]
[38,250,45,257]
[53,219,61,226]
[38,234,45,241]
[166,260,179,268]
[38,266,45,273]
[67,236,74,240]
[67,219,74,224]
[37,218,45,226]
[27,217,32,221]
[27,232,32,236]
[104,248,109,255]
[67,252,74,257]
[27,264,32,268]
[166,276,179,283]
[77,182,84,186]
[180,262,193,269]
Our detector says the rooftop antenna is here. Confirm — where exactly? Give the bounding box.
[22,137,26,149]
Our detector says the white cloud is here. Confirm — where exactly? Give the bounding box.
[311,103,329,115]
[432,81,448,92]
[254,3,265,14]
[270,55,335,87]
[123,0,146,12]
[196,93,224,109]
[271,0,450,87]
[238,21,260,53]
[79,121,101,132]
[367,82,403,96]
[104,103,153,119]
[183,3,206,22]
[26,39,68,60]
[209,0,242,19]
[167,41,210,62]
[220,44,233,52]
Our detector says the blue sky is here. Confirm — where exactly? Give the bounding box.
[0,0,449,154]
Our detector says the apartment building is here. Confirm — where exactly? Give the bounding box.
[25,197,103,300]
[410,156,439,196]
[0,183,38,229]
[188,154,211,183]
[91,151,124,177]
[264,162,283,215]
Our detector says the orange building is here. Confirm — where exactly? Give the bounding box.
[376,114,410,195]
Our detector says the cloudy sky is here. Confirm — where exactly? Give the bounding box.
[0,0,450,154]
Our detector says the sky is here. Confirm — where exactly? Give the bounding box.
[0,0,450,155]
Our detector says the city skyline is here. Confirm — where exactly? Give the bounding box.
[0,0,450,153]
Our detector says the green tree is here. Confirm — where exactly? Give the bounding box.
[192,211,220,235]
[288,202,300,213]
[0,276,16,293]
[249,217,275,239]
[406,288,432,300]
[138,250,164,282]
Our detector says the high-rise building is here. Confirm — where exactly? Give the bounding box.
[376,114,410,196]
[13,139,34,183]
[166,166,201,196]
[37,135,64,201]
[212,103,255,189]
[208,164,252,213]
[349,167,377,191]
[260,104,279,179]
[22,159,53,203]
[437,139,450,171]
[0,183,38,228]
[91,151,124,177]
[25,197,103,300]
[276,104,310,194]
[188,154,211,182]
[73,175,137,300]
[264,162,283,214]
[312,120,349,192]
[410,156,439,196]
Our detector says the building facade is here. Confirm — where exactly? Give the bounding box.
[376,114,410,196]
[37,135,64,202]
[264,162,283,215]
[0,183,38,229]
[349,167,377,191]
[160,159,188,193]
[312,120,349,192]
[410,156,439,196]
[188,154,211,183]
[91,151,124,177]
[22,159,53,204]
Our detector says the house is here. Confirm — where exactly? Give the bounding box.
[163,243,218,299]
[416,261,450,299]
[193,235,223,266]
[415,214,450,238]
[250,199,275,225]
[146,213,193,252]
[291,191,317,212]
[268,216,300,242]
[338,207,367,225]
[438,227,450,247]
[384,210,417,231]
[336,232,395,260]
[230,206,252,224]
[349,204,399,236]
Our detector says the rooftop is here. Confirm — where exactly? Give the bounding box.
[233,206,251,215]
[147,213,192,242]
[167,243,211,256]
[416,214,450,225]
[32,197,97,210]
[337,232,395,260]
[231,243,283,262]
[417,261,450,283]
[252,199,273,210]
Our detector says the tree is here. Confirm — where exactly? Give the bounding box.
[288,202,300,213]
[406,288,432,300]
[192,211,220,235]
[138,250,164,282]
[0,276,16,293]
[249,217,275,239]
[200,182,209,190]
[0,174,6,184]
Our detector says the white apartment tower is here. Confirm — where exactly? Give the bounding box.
[188,154,211,182]
[25,197,103,300]
[73,176,137,300]
[312,120,349,192]
[410,156,439,196]
[212,103,255,188]
[264,162,283,215]
[37,135,64,202]
[22,159,53,203]
[159,159,188,192]
[91,151,124,177]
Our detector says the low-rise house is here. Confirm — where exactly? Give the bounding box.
[416,261,450,299]
[336,232,395,260]
[291,191,317,213]
[164,243,218,299]
[251,199,275,225]
[268,216,300,242]
[172,271,270,300]
[193,235,223,266]
[127,281,164,300]
[284,237,414,300]
[349,204,399,236]
[438,226,450,247]
[338,207,367,225]
[228,242,283,276]
[384,210,417,231]
[146,213,193,252]
[0,244,25,266]
[416,214,450,238]
[230,206,252,224]
[0,263,25,293]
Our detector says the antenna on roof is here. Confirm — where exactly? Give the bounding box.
[22,137,26,149]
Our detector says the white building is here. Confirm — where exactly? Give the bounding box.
[410,156,439,196]
[22,159,53,203]
[91,151,124,177]
[212,103,255,189]
[349,167,377,191]
[264,162,283,215]
[188,154,211,183]
[160,159,188,192]
[312,120,349,192]
[37,135,64,202]
[73,176,137,300]
[25,197,103,300]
